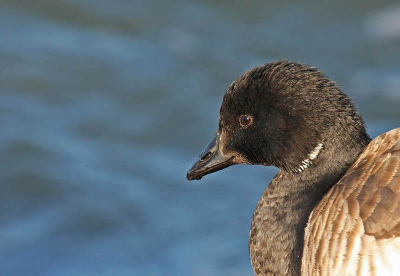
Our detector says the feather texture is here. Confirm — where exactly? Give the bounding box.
[303,128,400,276]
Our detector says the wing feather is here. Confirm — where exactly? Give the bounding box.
[302,128,400,275]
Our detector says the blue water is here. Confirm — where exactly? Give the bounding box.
[1,1,400,275]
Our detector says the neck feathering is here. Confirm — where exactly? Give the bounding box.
[249,132,370,276]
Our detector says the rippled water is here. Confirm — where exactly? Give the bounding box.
[1,1,400,275]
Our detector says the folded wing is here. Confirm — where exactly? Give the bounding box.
[302,128,400,276]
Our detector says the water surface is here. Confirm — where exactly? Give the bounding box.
[1,1,400,275]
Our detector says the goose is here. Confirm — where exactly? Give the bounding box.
[187,60,400,276]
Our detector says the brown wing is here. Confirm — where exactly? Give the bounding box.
[343,128,400,239]
[302,128,400,276]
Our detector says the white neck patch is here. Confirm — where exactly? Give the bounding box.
[295,143,324,173]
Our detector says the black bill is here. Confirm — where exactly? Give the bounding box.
[187,132,235,180]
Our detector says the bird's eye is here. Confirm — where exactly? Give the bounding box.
[239,115,253,127]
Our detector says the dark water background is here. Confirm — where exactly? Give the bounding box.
[1,0,400,275]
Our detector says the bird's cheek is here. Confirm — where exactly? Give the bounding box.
[219,130,230,155]
[220,130,238,155]
[220,131,251,165]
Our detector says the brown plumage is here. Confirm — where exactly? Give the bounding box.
[303,128,400,275]
[187,60,400,275]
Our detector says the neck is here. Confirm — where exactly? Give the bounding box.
[249,135,370,276]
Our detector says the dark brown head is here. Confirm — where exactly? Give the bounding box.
[187,60,369,180]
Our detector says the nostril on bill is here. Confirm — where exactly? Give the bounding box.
[200,151,212,162]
